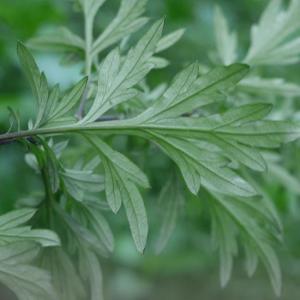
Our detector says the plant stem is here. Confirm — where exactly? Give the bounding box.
[41,163,54,227]
[0,120,133,143]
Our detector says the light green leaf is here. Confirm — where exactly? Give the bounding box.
[211,192,282,296]
[242,169,283,233]
[204,133,267,172]
[214,121,300,148]
[81,20,164,123]
[210,204,237,287]
[17,42,41,103]
[0,209,60,247]
[0,209,36,230]
[28,27,85,52]
[244,245,258,277]
[78,0,106,20]
[245,0,300,65]
[7,107,21,133]
[79,248,104,300]
[121,180,148,253]
[238,76,300,97]
[0,240,56,300]
[155,176,184,253]
[149,56,170,69]
[102,158,123,213]
[87,136,149,188]
[148,132,256,197]
[92,0,148,57]
[61,168,104,202]
[0,227,60,248]
[40,248,86,300]
[56,205,110,257]
[0,263,57,300]
[144,104,300,149]
[17,43,88,127]
[46,77,88,125]
[86,136,148,252]
[137,63,249,121]
[83,203,114,253]
[34,73,49,127]
[214,6,238,65]
[268,162,300,195]
[156,28,185,53]
[0,242,40,265]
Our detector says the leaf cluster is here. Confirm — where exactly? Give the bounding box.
[0,0,300,298]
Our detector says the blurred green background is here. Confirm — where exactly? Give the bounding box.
[1,0,300,299]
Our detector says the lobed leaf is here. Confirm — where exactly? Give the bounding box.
[156,28,185,53]
[136,63,249,122]
[155,176,184,253]
[28,27,85,53]
[86,136,148,252]
[245,0,300,66]
[92,0,148,57]
[214,6,238,65]
[0,263,57,300]
[81,19,164,123]
[210,191,282,296]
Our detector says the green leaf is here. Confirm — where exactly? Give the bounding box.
[46,77,88,126]
[78,0,106,20]
[244,245,258,277]
[210,203,237,287]
[0,209,60,247]
[28,27,85,52]
[241,170,283,234]
[205,135,267,172]
[155,176,184,254]
[238,76,300,97]
[92,0,148,57]
[79,248,104,300]
[61,168,104,202]
[156,28,185,53]
[55,205,110,257]
[245,0,300,65]
[39,248,86,300]
[268,162,300,195]
[0,263,57,300]
[86,136,148,252]
[101,158,123,213]
[34,73,49,127]
[17,42,41,103]
[134,103,278,184]
[39,140,61,193]
[0,242,40,265]
[120,180,148,253]
[0,240,57,300]
[0,209,36,230]
[17,43,88,127]
[148,132,256,197]
[210,192,282,296]
[213,121,300,148]
[7,107,21,133]
[82,20,164,123]
[87,136,149,189]
[143,104,300,149]
[214,6,238,65]
[137,63,249,121]
[149,56,170,69]
[78,202,114,253]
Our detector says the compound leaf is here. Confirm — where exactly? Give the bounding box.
[92,0,148,57]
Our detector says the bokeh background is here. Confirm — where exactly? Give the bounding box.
[1,0,300,299]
